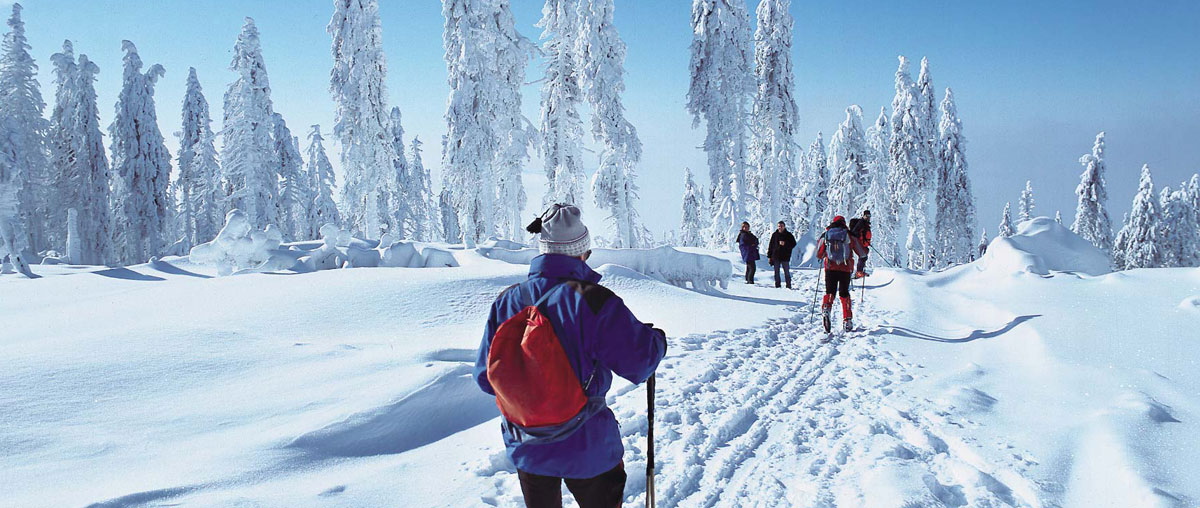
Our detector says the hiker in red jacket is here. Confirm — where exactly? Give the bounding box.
[816,216,868,333]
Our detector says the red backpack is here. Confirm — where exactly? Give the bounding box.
[487,286,603,442]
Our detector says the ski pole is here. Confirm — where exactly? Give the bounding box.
[646,374,656,508]
[808,266,823,323]
[868,244,896,268]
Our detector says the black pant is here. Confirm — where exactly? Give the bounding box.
[825,270,852,297]
[745,260,756,282]
[856,252,868,274]
[517,463,626,508]
[774,260,791,287]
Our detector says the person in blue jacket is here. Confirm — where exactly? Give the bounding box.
[737,221,760,284]
[475,203,667,508]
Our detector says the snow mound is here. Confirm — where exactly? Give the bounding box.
[589,247,731,290]
[977,217,1111,276]
[189,210,298,276]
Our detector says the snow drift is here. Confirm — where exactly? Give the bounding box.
[975,217,1112,276]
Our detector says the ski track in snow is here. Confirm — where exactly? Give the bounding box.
[473,271,1044,508]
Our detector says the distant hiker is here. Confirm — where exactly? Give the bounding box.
[817,215,868,333]
[848,210,872,279]
[737,221,760,284]
[767,221,797,289]
[475,203,667,508]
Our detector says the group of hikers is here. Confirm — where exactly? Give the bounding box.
[473,204,873,507]
[737,210,874,332]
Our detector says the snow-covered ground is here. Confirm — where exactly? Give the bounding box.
[2,220,1197,507]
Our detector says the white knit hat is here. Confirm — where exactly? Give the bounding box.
[528,203,591,257]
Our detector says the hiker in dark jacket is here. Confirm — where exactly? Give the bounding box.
[848,210,873,278]
[737,221,760,284]
[475,204,667,508]
[767,221,797,289]
[817,215,868,332]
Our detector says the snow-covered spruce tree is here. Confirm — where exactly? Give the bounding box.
[888,56,927,268]
[681,167,704,247]
[749,0,798,233]
[48,42,111,264]
[109,41,170,265]
[272,113,307,241]
[385,106,411,240]
[1018,180,1034,222]
[178,67,223,247]
[407,135,437,241]
[1158,184,1197,268]
[442,0,499,247]
[1185,174,1200,266]
[1115,164,1161,269]
[863,106,899,267]
[977,228,988,258]
[0,4,50,256]
[305,125,340,238]
[911,57,938,266]
[580,0,647,248]
[1055,210,1063,224]
[538,0,586,208]
[933,88,977,265]
[491,0,535,242]
[688,0,754,248]
[826,106,868,224]
[796,132,828,233]
[1072,132,1114,256]
[998,202,1014,238]
[330,0,397,239]
[223,18,279,232]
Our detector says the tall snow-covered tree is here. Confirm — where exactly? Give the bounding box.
[442,0,500,247]
[795,132,828,233]
[998,202,1014,238]
[1018,180,1034,222]
[48,41,110,264]
[273,112,307,240]
[109,41,170,265]
[680,168,705,247]
[826,105,868,223]
[330,0,397,239]
[863,107,899,266]
[1114,164,1160,269]
[910,56,938,266]
[888,56,930,268]
[933,88,976,265]
[688,0,754,248]
[538,0,586,208]
[491,0,535,242]
[385,106,411,240]
[305,124,340,238]
[0,4,50,256]
[1158,183,1197,268]
[1055,210,1063,224]
[580,0,647,248]
[977,228,988,259]
[748,0,798,233]
[178,67,223,247]
[408,135,437,241]
[223,18,280,232]
[1072,132,1114,256]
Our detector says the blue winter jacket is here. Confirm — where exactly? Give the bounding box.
[737,230,761,263]
[474,254,667,479]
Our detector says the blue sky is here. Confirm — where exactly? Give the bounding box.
[13,0,1200,237]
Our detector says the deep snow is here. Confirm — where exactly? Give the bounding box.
[1,219,1197,507]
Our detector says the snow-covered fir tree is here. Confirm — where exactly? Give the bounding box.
[978,228,988,258]
[1072,132,1114,256]
[109,40,171,265]
[305,125,340,238]
[911,56,938,266]
[826,106,868,224]
[888,56,931,268]
[386,106,411,240]
[998,202,1014,238]
[1158,183,1197,268]
[48,41,110,264]
[407,136,437,241]
[0,4,50,256]
[1114,164,1160,269]
[748,0,798,233]
[933,88,977,265]
[223,18,280,232]
[1055,210,1062,224]
[1018,180,1034,222]
[681,167,704,247]
[490,0,535,242]
[178,67,223,247]
[1185,174,1200,266]
[538,0,586,208]
[272,113,307,241]
[688,0,754,248]
[329,0,397,239]
[795,132,828,233]
[580,0,648,248]
[442,0,501,246]
[863,106,900,267]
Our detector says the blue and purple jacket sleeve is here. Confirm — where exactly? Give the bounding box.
[586,294,666,384]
